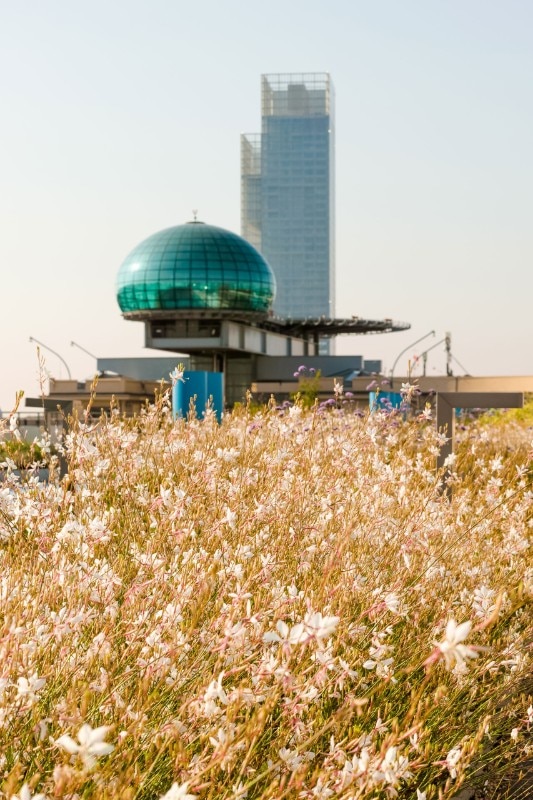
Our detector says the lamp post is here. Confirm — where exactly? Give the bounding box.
[70,341,97,361]
[29,337,72,379]
[413,337,447,376]
[390,330,435,389]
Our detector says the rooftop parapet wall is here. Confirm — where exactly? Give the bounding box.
[97,358,187,382]
[351,375,533,394]
[256,355,363,381]
[49,377,162,397]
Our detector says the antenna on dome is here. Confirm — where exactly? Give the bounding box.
[192,209,198,221]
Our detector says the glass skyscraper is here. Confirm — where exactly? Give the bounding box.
[241,73,335,322]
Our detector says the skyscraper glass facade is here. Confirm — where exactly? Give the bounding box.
[241,73,335,321]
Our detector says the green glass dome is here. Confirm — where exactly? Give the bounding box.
[117,222,276,316]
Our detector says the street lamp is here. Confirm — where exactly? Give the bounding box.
[29,337,72,379]
[390,330,435,389]
[412,337,447,376]
[71,341,97,360]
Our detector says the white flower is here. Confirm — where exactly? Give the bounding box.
[436,620,478,671]
[472,586,496,619]
[9,415,22,441]
[363,640,394,678]
[416,790,427,800]
[264,612,339,648]
[10,785,46,800]
[170,366,185,385]
[223,507,237,529]
[445,746,462,779]
[263,619,307,646]
[383,592,401,614]
[279,747,303,771]
[55,723,114,769]
[159,782,197,800]
[312,777,334,798]
[400,382,420,402]
[374,716,388,734]
[338,747,370,787]
[420,404,432,421]
[203,672,228,705]
[304,611,339,641]
[209,725,234,750]
[16,674,46,705]
[374,746,412,786]
[490,456,503,472]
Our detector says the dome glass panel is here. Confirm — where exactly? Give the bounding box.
[116,222,276,315]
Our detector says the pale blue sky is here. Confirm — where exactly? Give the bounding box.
[1,0,532,409]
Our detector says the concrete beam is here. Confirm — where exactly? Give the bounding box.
[436,392,523,469]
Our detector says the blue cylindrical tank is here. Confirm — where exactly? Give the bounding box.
[206,372,223,422]
[172,371,223,422]
[369,391,403,411]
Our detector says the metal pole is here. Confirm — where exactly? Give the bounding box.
[445,332,452,377]
[29,337,72,379]
[390,330,435,389]
[413,338,447,376]
[70,341,97,360]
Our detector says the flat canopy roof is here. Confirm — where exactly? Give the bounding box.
[124,308,410,337]
[273,316,411,336]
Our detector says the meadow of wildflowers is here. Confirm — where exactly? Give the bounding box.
[0,388,531,799]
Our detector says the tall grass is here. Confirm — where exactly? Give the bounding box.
[0,390,531,799]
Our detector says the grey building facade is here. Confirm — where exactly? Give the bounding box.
[241,73,335,321]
